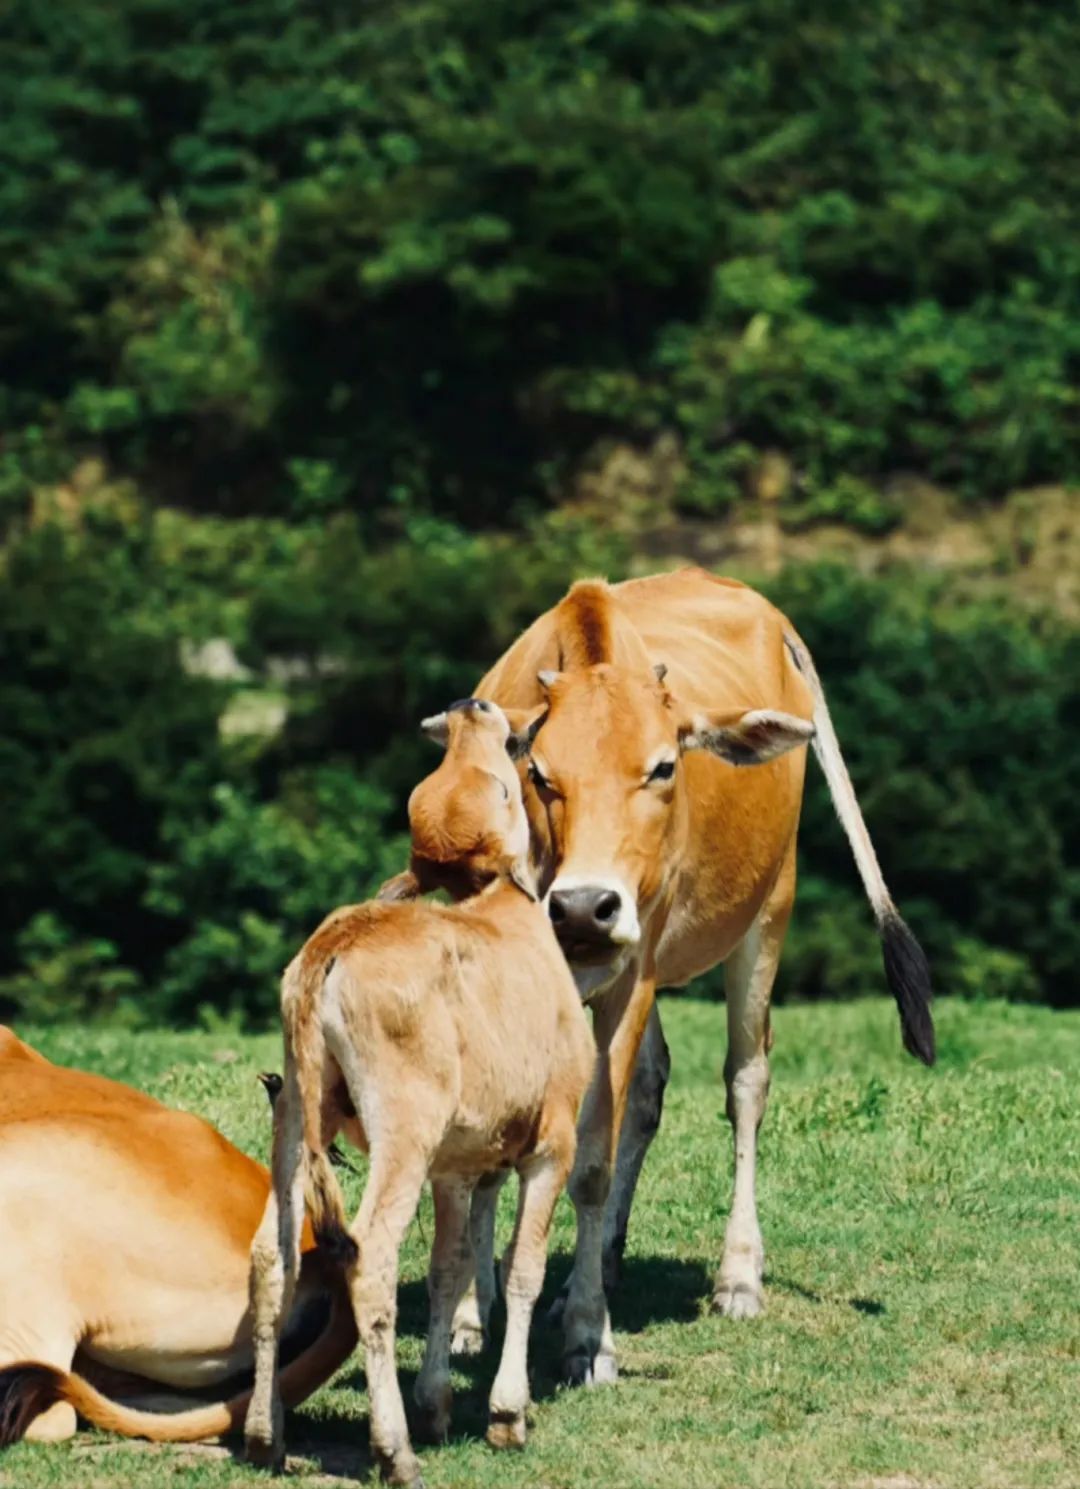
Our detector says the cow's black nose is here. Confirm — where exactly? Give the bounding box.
[548,886,622,945]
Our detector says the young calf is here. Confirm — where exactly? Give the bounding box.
[245,701,593,1488]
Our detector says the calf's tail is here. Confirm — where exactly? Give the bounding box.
[784,628,935,1065]
[284,954,358,1266]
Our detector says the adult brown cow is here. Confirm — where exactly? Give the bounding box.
[463,567,933,1384]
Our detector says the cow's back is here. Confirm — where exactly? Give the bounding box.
[610,568,812,718]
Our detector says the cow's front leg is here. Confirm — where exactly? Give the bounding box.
[601,1001,671,1292]
[563,972,655,1386]
[713,871,792,1320]
[449,1171,507,1356]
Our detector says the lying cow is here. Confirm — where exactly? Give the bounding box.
[450,568,934,1384]
[245,700,595,1487]
[0,1029,355,1447]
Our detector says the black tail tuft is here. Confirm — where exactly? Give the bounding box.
[881,911,936,1066]
[314,1223,359,1267]
[258,1071,283,1109]
[0,1363,64,1447]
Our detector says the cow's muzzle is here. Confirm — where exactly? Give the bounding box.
[547,881,638,964]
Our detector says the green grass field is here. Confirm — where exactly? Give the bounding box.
[3,997,1077,1489]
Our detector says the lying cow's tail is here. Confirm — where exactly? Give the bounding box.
[284,954,357,1266]
[0,1281,357,1447]
[783,628,935,1066]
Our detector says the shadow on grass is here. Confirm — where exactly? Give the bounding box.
[768,1275,885,1315]
[333,1250,711,1403]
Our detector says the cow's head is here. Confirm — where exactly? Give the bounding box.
[515,664,813,991]
[404,698,539,901]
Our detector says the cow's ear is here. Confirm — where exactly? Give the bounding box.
[679,708,815,766]
[420,712,450,747]
[503,705,547,760]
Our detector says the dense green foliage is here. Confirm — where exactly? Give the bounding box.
[3,0,1080,524]
[1,1,1077,1019]
[1,501,1076,1021]
[11,1000,1080,1487]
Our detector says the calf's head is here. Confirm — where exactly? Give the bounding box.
[522,664,813,989]
[397,698,539,902]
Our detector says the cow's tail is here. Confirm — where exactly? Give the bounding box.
[0,1282,356,1446]
[284,954,358,1266]
[783,628,935,1065]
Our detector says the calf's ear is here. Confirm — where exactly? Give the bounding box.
[503,705,547,760]
[420,712,450,747]
[680,708,815,766]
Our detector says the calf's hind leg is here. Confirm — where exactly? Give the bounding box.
[450,1170,507,1356]
[414,1178,475,1442]
[713,852,794,1320]
[347,1150,429,1488]
[488,1116,576,1449]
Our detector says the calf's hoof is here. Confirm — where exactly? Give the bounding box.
[562,1345,618,1388]
[712,1280,764,1320]
[449,1319,487,1357]
[244,1432,284,1473]
[486,1410,527,1451]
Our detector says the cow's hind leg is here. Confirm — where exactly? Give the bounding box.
[414,1178,475,1442]
[713,852,794,1320]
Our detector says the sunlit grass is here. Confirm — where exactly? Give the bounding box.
[5,996,1078,1489]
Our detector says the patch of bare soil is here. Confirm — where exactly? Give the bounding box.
[636,476,1080,619]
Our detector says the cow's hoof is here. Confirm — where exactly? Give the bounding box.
[562,1346,619,1387]
[244,1433,284,1473]
[379,1448,425,1488]
[412,1405,450,1446]
[486,1411,527,1451]
[450,1319,487,1357]
[712,1281,764,1320]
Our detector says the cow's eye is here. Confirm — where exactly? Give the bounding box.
[647,759,676,785]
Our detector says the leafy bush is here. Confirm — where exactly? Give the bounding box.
[766,565,1080,1008]
[3,1,1080,522]
[144,770,404,1024]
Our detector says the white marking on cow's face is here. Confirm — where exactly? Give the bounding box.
[545,872,642,948]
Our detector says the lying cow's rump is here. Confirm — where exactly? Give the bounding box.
[0,1027,355,1445]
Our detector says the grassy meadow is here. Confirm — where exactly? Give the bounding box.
[3,996,1078,1489]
